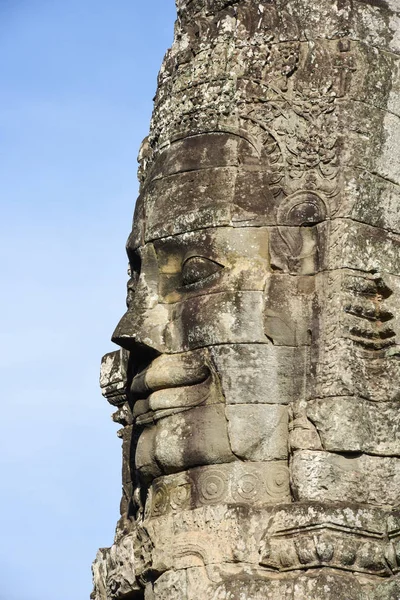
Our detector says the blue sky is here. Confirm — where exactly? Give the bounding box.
[0,2,176,598]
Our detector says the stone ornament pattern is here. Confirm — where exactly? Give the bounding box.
[257,505,400,579]
[260,523,390,576]
[197,469,228,504]
[145,1,369,226]
[145,462,291,519]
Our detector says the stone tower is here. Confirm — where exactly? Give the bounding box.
[92,1,400,598]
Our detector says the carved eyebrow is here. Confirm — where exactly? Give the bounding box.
[182,250,222,264]
[182,254,224,268]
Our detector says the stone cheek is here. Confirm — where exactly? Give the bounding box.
[209,344,308,406]
[170,290,267,350]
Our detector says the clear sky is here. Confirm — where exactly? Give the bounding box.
[0,2,176,599]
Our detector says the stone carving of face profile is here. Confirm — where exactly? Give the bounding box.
[104,129,325,522]
[93,1,400,596]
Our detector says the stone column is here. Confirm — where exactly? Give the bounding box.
[92,1,400,599]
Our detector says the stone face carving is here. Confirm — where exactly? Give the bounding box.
[92,0,400,598]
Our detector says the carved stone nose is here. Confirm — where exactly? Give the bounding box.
[112,304,168,355]
[111,310,138,351]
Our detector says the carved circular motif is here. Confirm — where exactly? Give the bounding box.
[170,484,191,510]
[232,472,262,503]
[196,470,227,505]
[265,466,289,499]
[151,482,170,517]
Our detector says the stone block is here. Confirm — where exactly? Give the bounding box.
[260,503,390,576]
[314,268,400,403]
[231,169,279,226]
[147,133,242,181]
[210,344,308,405]
[264,274,315,345]
[292,450,400,507]
[155,225,270,304]
[150,570,187,600]
[169,291,267,352]
[226,404,289,461]
[143,168,235,241]
[151,565,367,600]
[328,219,400,276]
[91,536,141,600]
[308,397,400,456]
[269,224,327,276]
[340,168,400,234]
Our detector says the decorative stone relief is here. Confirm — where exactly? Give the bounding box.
[144,463,290,519]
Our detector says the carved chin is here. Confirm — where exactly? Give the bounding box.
[135,404,235,483]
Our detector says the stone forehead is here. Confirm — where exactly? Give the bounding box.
[142,134,261,183]
[146,132,257,179]
[131,131,272,246]
[131,132,330,247]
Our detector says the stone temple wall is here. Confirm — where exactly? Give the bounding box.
[92,1,400,598]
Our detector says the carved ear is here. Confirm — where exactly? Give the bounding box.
[277,192,328,226]
[270,192,328,275]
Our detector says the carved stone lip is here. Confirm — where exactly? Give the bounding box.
[130,352,209,397]
[135,405,192,425]
[134,377,212,425]
[130,353,212,424]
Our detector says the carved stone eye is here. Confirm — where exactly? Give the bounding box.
[182,256,224,287]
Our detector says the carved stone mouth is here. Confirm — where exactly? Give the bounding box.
[134,376,212,425]
[131,353,209,394]
[130,353,212,424]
